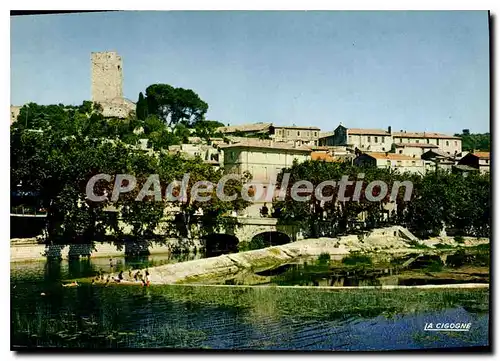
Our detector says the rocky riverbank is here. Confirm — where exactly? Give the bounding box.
[88,226,489,285]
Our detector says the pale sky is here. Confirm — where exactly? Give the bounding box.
[11,11,490,134]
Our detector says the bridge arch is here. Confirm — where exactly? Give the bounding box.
[249,231,291,249]
[202,233,239,257]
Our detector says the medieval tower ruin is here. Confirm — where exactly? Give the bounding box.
[91,51,135,118]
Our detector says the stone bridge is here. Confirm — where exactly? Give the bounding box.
[199,217,301,255]
[227,217,300,244]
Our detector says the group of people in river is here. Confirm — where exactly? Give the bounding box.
[89,258,151,287]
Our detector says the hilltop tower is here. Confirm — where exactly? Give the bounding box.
[90,51,135,118]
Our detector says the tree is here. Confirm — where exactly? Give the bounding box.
[136,92,148,121]
[455,131,490,152]
[144,84,208,126]
[192,119,225,140]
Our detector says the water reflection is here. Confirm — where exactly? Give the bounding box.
[10,250,490,350]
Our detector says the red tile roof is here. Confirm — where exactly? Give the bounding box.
[394,143,439,148]
[472,152,490,160]
[392,131,461,140]
[347,128,390,136]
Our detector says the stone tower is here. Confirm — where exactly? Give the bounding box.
[91,51,124,103]
[90,51,135,118]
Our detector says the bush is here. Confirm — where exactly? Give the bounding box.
[454,235,465,244]
[342,252,372,266]
[316,252,331,266]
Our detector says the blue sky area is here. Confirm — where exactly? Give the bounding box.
[10,11,490,133]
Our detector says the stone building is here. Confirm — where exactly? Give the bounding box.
[394,142,440,157]
[319,125,392,152]
[10,105,21,125]
[220,139,311,183]
[91,51,136,118]
[320,123,462,156]
[219,139,311,217]
[271,125,321,146]
[217,123,321,146]
[457,151,490,174]
[354,152,427,175]
[392,131,462,156]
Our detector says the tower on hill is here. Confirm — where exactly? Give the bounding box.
[90,51,135,118]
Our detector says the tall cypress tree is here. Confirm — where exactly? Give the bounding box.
[136,92,148,121]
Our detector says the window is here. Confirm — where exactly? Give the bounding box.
[446,141,449,146]
[486,159,489,164]
[297,131,300,136]
[455,141,457,146]
[314,131,318,137]
[386,160,391,167]
[412,161,416,165]
[437,139,440,145]
[416,139,419,144]
[397,161,402,167]
[374,136,378,143]
[427,139,430,144]
[367,136,371,143]
[399,150,403,154]
[287,131,290,136]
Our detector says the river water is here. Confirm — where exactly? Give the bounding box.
[11,254,490,351]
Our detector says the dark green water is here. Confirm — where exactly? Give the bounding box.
[11,255,490,350]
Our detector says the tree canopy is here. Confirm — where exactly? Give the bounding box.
[273,160,490,239]
[10,101,249,247]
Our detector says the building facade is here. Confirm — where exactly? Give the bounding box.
[91,51,136,118]
[271,125,320,146]
[220,140,311,183]
[320,124,462,156]
[354,152,427,175]
[457,152,490,174]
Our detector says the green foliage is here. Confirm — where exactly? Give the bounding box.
[455,132,490,152]
[144,84,208,126]
[273,160,490,239]
[316,252,331,266]
[454,235,465,244]
[10,102,249,246]
[136,92,148,121]
[342,252,373,266]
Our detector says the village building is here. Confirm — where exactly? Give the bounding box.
[168,143,221,168]
[394,142,440,157]
[219,139,311,183]
[217,122,272,137]
[271,125,320,146]
[457,151,490,174]
[217,123,320,146]
[421,149,456,172]
[354,152,427,175]
[219,139,311,217]
[392,131,462,156]
[10,105,21,125]
[319,125,392,152]
[320,123,463,156]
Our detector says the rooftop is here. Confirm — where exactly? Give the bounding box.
[392,131,461,140]
[362,152,421,161]
[395,142,439,148]
[348,128,390,136]
[217,122,272,133]
[274,125,321,130]
[472,151,490,160]
[219,139,311,152]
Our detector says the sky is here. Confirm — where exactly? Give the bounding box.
[10,11,490,134]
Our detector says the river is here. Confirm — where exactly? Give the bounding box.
[11,253,490,351]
